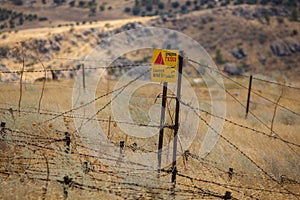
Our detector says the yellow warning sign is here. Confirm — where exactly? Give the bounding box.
[151,49,179,82]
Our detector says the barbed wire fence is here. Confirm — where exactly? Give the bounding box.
[0,55,300,199]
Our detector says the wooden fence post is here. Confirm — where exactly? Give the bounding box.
[107,116,111,139]
[246,75,253,117]
[65,132,70,154]
[83,161,89,174]
[223,191,232,199]
[63,175,72,200]
[120,141,125,154]
[171,54,184,186]
[228,167,233,181]
[184,150,189,161]
[0,122,6,139]
[64,131,71,194]
[157,82,168,176]
[0,122,5,129]
[82,64,86,89]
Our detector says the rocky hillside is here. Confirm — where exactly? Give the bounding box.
[153,5,300,80]
[0,18,152,82]
[0,0,298,31]
[0,3,299,82]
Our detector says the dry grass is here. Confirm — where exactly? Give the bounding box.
[0,73,299,199]
[0,4,300,199]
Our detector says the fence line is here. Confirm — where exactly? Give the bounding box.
[180,100,300,148]
[0,63,151,74]
[1,56,300,90]
[193,65,300,159]
[1,122,299,199]
[220,73,300,117]
[1,58,299,199]
[190,108,300,198]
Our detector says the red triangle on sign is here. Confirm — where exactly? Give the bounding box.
[154,52,165,65]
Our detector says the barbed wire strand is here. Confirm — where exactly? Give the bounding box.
[188,59,300,158]
[190,107,300,198]
[179,101,300,148]
[221,73,300,117]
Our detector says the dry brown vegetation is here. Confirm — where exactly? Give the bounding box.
[0,65,299,199]
[0,2,300,200]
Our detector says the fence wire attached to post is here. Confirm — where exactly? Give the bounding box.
[246,75,253,117]
[228,167,233,181]
[171,54,184,192]
[157,82,168,177]
[82,64,86,89]
[65,132,71,154]
[63,175,72,200]
[157,44,172,177]
[0,122,6,140]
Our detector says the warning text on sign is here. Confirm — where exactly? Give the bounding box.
[151,49,179,82]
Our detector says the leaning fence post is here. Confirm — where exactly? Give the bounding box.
[64,132,71,199]
[65,132,70,154]
[64,132,70,175]
[228,167,233,181]
[184,150,189,161]
[0,122,6,139]
[171,54,184,187]
[63,175,72,200]
[107,115,111,139]
[82,64,86,89]
[120,141,125,154]
[81,161,88,195]
[223,191,232,199]
[82,161,89,174]
[246,75,253,117]
[0,122,5,131]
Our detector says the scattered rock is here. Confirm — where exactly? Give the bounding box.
[97,39,111,48]
[271,42,285,56]
[270,41,292,56]
[114,22,143,34]
[0,46,9,57]
[90,27,98,33]
[98,31,111,38]
[232,7,289,20]
[53,34,63,43]
[0,68,19,82]
[161,14,169,23]
[68,72,75,79]
[49,39,61,51]
[285,40,300,53]
[180,24,188,31]
[97,22,144,40]
[0,63,9,72]
[39,45,49,54]
[70,40,77,46]
[32,38,49,54]
[258,55,267,64]
[224,63,243,76]
[157,18,163,25]
[231,48,247,59]
[83,30,91,36]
